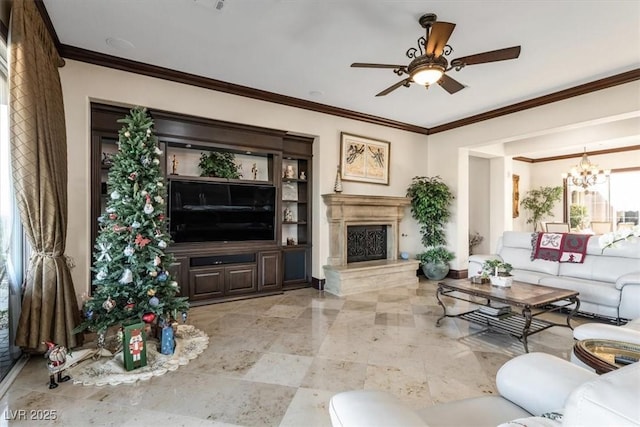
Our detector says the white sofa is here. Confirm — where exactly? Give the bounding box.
[468,231,640,322]
[329,352,640,427]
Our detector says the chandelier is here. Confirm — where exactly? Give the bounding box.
[561,148,610,189]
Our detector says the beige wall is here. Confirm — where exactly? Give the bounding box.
[59,59,429,300]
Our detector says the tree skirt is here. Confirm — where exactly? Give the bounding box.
[68,325,208,386]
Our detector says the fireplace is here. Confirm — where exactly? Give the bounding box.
[347,225,387,263]
[322,194,419,296]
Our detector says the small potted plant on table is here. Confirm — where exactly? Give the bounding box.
[481,259,514,288]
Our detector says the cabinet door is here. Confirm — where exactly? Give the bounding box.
[168,256,189,299]
[225,264,257,295]
[259,251,282,292]
[283,248,309,286]
[189,267,225,301]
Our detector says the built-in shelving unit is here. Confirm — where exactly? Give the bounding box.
[90,103,313,303]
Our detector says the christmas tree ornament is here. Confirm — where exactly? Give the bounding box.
[140,156,150,166]
[157,272,168,282]
[147,128,152,135]
[85,309,93,319]
[157,214,165,221]
[157,181,163,188]
[119,269,133,284]
[153,256,161,266]
[147,288,156,296]
[97,215,105,223]
[149,296,160,307]
[152,158,160,165]
[158,240,167,249]
[106,207,116,213]
[154,147,162,155]
[96,270,107,281]
[110,190,121,200]
[131,221,141,229]
[141,190,148,197]
[102,297,116,312]
[124,246,135,256]
[154,195,164,204]
[144,195,154,215]
[135,234,151,247]
[109,213,117,220]
[149,271,158,277]
[97,243,112,261]
[142,312,156,323]
[125,301,135,311]
[169,281,178,289]
[182,312,188,323]
[128,172,138,181]
[124,131,130,137]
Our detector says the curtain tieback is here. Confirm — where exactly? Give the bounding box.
[30,252,76,269]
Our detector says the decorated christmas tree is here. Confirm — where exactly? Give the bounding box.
[76,107,188,338]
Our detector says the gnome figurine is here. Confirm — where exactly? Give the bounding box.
[44,341,71,389]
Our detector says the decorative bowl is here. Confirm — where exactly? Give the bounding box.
[490,275,513,287]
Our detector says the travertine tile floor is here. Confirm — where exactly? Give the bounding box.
[0,278,592,426]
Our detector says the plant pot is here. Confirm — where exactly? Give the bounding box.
[490,275,513,288]
[422,262,450,280]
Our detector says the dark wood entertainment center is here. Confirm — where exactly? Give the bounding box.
[90,103,313,305]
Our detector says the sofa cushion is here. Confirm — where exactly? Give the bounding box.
[499,247,560,276]
[417,396,530,427]
[511,269,556,285]
[562,361,640,426]
[558,255,640,284]
[538,276,620,308]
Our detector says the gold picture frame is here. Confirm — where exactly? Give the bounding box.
[340,133,390,185]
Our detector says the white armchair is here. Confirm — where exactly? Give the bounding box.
[329,352,640,427]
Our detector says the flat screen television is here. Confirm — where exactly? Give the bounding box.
[169,180,276,243]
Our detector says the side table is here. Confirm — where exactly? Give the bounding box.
[573,339,640,374]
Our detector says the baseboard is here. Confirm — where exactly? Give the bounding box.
[312,277,325,290]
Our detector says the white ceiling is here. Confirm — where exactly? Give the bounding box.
[44,0,640,143]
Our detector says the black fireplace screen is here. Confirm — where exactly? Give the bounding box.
[347,225,387,263]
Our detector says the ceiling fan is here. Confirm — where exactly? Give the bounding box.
[351,13,521,96]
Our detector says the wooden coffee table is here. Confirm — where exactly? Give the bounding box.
[436,279,580,352]
[573,339,640,374]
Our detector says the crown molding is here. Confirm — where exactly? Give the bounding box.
[514,144,640,163]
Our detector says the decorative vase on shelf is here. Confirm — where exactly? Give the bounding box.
[334,166,343,193]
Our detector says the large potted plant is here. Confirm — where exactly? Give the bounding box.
[520,186,563,231]
[406,176,455,280]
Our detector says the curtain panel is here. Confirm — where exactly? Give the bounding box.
[9,0,81,352]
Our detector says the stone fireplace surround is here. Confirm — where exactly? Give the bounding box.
[322,194,419,296]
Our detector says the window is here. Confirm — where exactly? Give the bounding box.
[0,36,24,381]
[565,168,640,233]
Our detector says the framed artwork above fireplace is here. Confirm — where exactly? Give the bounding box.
[340,132,390,185]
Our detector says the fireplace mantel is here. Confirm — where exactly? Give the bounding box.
[322,194,411,266]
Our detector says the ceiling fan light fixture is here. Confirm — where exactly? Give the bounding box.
[411,64,444,86]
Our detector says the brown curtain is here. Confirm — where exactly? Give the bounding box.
[10,0,82,352]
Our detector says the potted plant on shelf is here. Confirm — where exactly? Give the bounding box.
[199,151,242,179]
[481,259,514,287]
[406,176,455,280]
[520,186,563,232]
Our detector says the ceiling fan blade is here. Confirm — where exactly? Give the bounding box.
[376,78,411,97]
[425,22,456,57]
[450,46,521,68]
[438,74,465,94]
[351,63,406,69]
